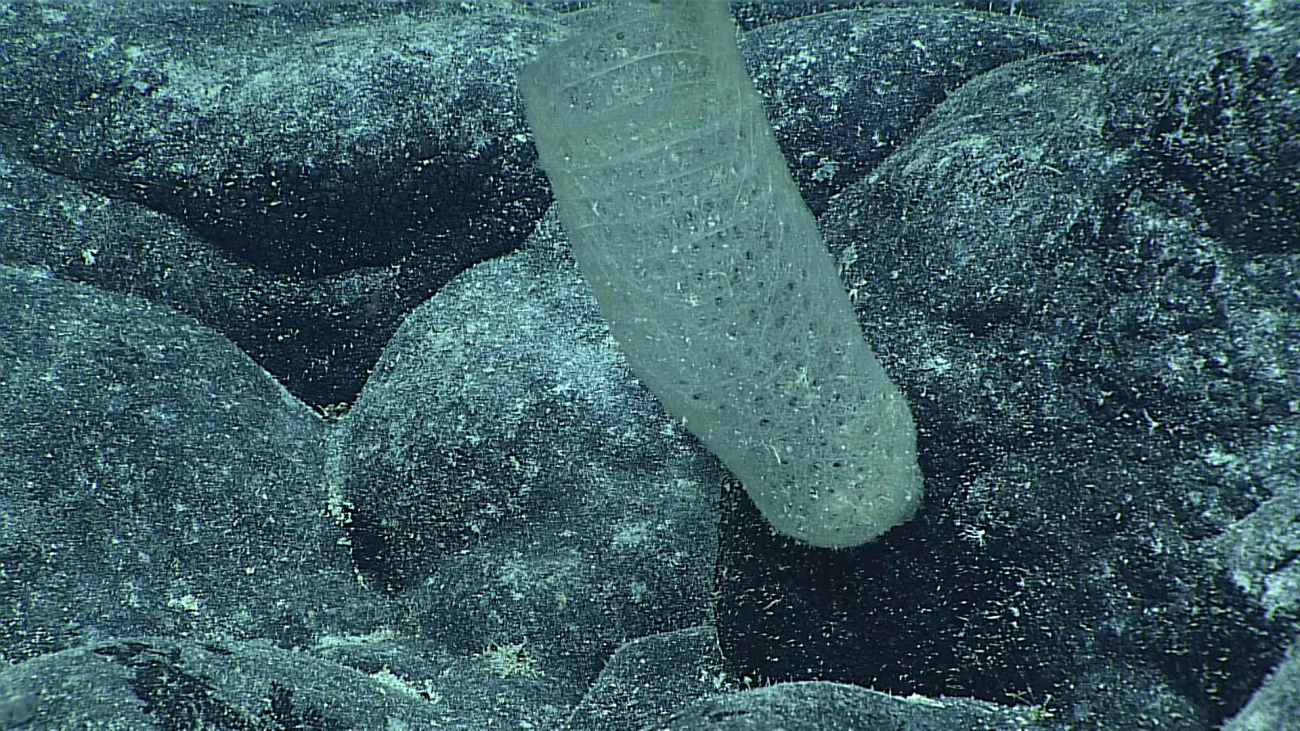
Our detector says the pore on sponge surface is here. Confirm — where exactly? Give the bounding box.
[519,0,922,548]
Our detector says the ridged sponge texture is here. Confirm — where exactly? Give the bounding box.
[520,0,922,548]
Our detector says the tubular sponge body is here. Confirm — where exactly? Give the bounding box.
[520,0,922,548]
